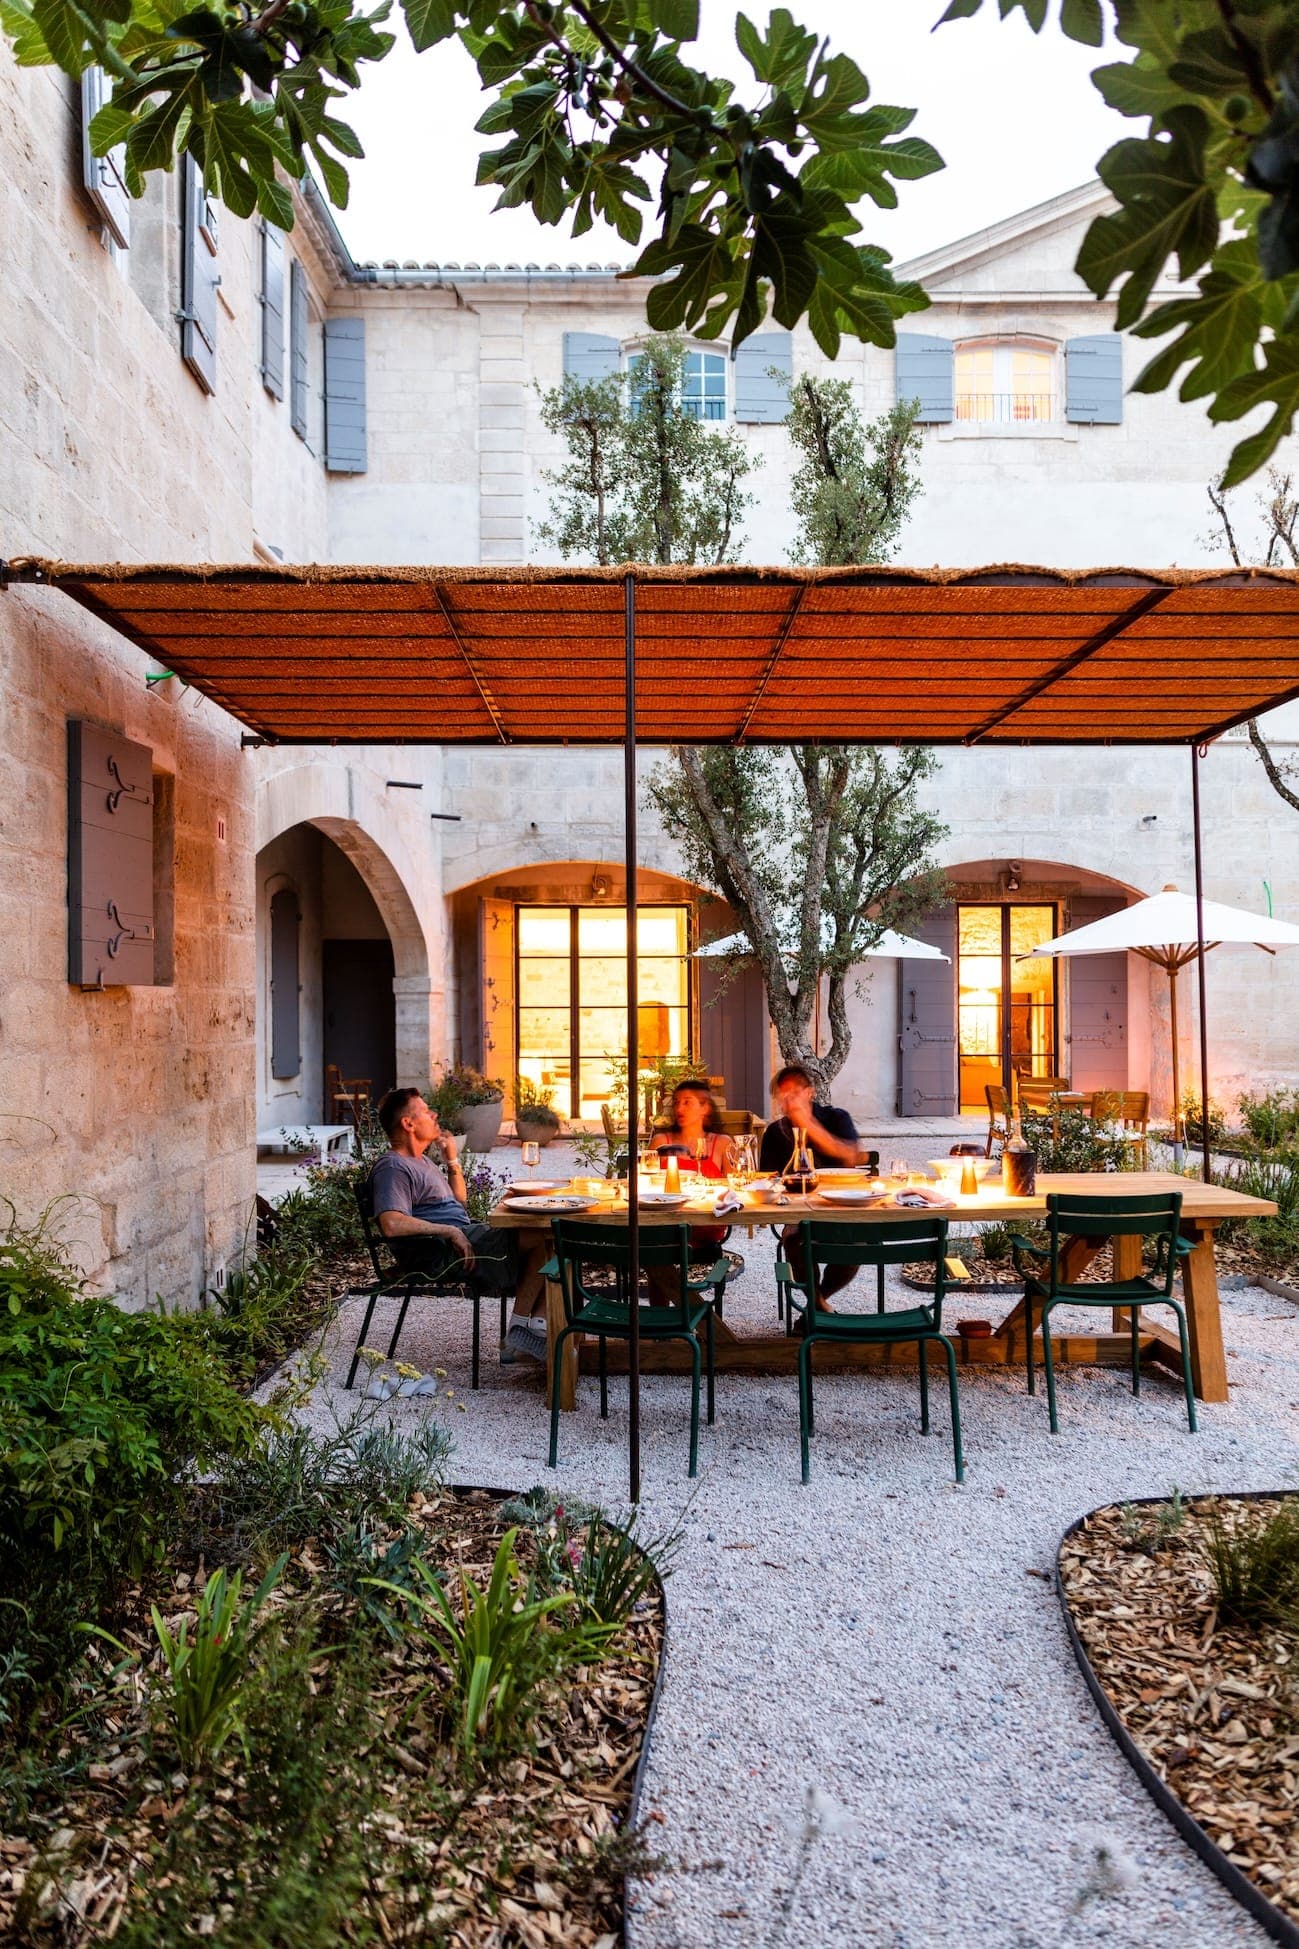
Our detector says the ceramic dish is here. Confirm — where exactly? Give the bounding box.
[817,1186,887,1205]
[503,1194,599,1214]
[637,1189,690,1208]
[505,1180,567,1196]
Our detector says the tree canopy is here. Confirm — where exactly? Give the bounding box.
[6,0,1299,481]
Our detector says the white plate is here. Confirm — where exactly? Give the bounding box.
[818,1187,886,1205]
[637,1189,690,1208]
[505,1194,600,1214]
[505,1180,567,1196]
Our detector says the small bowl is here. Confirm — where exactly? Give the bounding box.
[747,1180,785,1204]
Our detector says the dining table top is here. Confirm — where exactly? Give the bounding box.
[487,1169,1277,1229]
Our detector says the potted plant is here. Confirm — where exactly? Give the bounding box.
[427,1063,505,1153]
[515,1076,562,1148]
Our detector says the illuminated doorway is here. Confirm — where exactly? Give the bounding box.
[957,904,1058,1112]
[516,905,691,1119]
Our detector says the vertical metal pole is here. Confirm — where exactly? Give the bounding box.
[624,574,641,1504]
[1191,744,1212,1186]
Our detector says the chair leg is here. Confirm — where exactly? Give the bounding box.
[548,1329,573,1469]
[798,1340,813,1484]
[940,1335,965,1484]
[499,1294,508,1343]
[877,1263,885,1314]
[346,1288,382,1390]
[599,1335,608,1419]
[471,1293,481,1392]
[919,1337,930,1434]
[1042,1303,1060,1434]
[386,1286,415,1362]
[1130,1302,1140,1397]
[706,1304,716,1426]
[688,1337,701,1479]
[1024,1291,1036,1396]
[1171,1302,1199,1435]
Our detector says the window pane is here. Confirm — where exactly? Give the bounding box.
[638,908,686,954]
[639,957,688,1005]
[519,1007,570,1051]
[578,908,626,954]
[519,908,569,956]
[578,956,627,1008]
[578,1006,628,1057]
[518,957,569,1006]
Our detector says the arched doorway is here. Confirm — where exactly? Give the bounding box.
[255,818,431,1127]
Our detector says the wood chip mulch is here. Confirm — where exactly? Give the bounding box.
[0,1489,661,1947]
[1059,1497,1299,1926]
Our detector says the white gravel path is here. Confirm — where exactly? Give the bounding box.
[285,1142,1299,1948]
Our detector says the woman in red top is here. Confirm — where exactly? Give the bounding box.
[651,1082,735,1256]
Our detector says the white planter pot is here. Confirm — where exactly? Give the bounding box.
[455,1100,504,1153]
[516,1114,561,1149]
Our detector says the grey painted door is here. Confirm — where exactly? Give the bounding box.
[698,955,769,1116]
[1065,895,1128,1092]
[898,906,957,1116]
[323,938,396,1105]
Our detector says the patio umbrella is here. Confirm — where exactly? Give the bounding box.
[1022,883,1299,1159]
[693,927,950,961]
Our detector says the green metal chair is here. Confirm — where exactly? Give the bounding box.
[1010,1191,1197,1434]
[777,1216,965,1485]
[547,1219,728,1479]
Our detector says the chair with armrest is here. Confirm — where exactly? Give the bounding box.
[346,1175,506,1392]
[985,1084,1011,1158]
[1009,1190,1196,1432]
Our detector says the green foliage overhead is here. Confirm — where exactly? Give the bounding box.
[941,0,1299,484]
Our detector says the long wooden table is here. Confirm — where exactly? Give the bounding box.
[487,1172,1275,1413]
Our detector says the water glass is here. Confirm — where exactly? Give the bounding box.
[521,1140,540,1179]
[888,1156,909,1187]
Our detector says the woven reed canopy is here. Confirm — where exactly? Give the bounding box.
[15,560,1299,745]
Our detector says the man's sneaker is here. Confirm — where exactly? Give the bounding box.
[502,1318,548,1365]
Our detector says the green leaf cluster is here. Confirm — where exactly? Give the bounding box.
[785,377,923,566]
[942,0,1299,484]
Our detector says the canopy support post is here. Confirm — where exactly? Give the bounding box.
[1191,744,1212,1186]
[624,573,640,1505]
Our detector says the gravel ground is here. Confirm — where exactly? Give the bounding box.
[284,1141,1299,1948]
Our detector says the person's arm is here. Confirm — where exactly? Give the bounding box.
[806,1110,859,1166]
[432,1132,469,1204]
[373,1156,474,1261]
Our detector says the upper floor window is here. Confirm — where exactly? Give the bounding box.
[955,338,1057,424]
[627,346,728,421]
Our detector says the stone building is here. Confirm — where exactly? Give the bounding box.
[2,48,1296,1305]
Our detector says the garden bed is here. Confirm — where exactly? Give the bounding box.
[0,1475,664,1947]
[1058,1494,1299,1942]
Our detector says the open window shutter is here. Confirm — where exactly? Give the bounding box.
[260,222,285,400]
[67,721,155,986]
[1065,895,1128,1093]
[289,260,309,438]
[897,906,957,1115]
[324,315,367,472]
[180,155,218,394]
[1065,334,1123,423]
[80,68,130,249]
[895,333,953,423]
[562,332,620,384]
[733,330,791,423]
[269,887,302,1078]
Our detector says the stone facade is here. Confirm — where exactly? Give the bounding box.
[3,45,1298,1310]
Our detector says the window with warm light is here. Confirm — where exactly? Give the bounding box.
[957,904,1058,1111]
[954,339,1057,424]
[627,347,727,421]
[516,904,692,1120]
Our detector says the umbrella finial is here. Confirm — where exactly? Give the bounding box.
[1161,883,1179,893]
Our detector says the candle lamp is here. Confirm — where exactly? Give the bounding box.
[664,1155,681,1193]
[960,1157,979,1199]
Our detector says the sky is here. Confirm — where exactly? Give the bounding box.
[338,1,1129,268]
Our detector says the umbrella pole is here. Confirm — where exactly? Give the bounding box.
[624,573,640,1506]
[1192,744,1212,1186]
[1168,958,1183,1166]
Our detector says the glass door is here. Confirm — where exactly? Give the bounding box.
[516,904,691,1119]
[957,904,1057,1113]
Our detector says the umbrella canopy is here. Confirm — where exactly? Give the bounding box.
[695,926,950,961]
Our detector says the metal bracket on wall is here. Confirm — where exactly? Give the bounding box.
[106,755,153,813]
[106,901,153,959]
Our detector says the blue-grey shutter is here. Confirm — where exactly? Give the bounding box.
[897,906,957,1115]
[1065,334,1123,423]
[324,315,367,473]
[180,155,218,394]
[67,720,155,986]
[80,67,130,249]
[269,887,301,1078]
[289,259,309,439]
[260,221,285,400]
[562,331,620,384]
[894,333,953,423]
[1064,894,1128,1093]
[733,330,792,423]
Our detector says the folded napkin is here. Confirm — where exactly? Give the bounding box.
[710,1190,744,1217]
[891,1186,955,1209]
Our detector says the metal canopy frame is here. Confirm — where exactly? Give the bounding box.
[8,558,1290,1501]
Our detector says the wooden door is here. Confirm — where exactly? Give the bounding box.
[1065,894,1128,1093]
[898,906,957,1116]
[698,954,769,1115]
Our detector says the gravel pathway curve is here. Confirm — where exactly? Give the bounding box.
[288,1150,1299,1948]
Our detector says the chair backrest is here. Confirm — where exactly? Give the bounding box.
[1120,1091,1150,1130]
[1089,1089,1121,1123]
[353,1173,396,1284]
[552,1217,696,1325]
[326,1063,343,1091]
[798,1215,952,1321]
[986,1084,1010,1120]
[1044,1191,1182,1296]
[600,1102,620,1143]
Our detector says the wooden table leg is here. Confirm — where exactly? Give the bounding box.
[544,1270,578,1412]
[1111,1231,1142,1330]
[1180,1220,1229,1403]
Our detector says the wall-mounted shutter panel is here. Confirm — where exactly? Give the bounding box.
[1065,334,1123,423]
[260,222,285,400]
[67,721,155,987]
[562,331,620,384]
[733,330,792,423]
[894,333,954,423]
[323,315,367,472]
[289,259,309,438]
[269,888,302,1078]
[180,155,218,394]
[897,906,957,1115]
[80,68,130,249]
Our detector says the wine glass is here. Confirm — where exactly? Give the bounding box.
[521,1140,540,1182]
[888,1155,909,1188]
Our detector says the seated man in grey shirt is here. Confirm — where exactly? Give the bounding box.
[370,1086,547,1362]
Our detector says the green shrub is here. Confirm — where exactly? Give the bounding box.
[1018,1108,1133,1175]
[1237,1086,1299,1150]
[1213,1151,1299,1261]
[1205,1500,1299,1632]
[426,1062,504,1128]
[1181,1090,1228,1145]
[565,1511,679,1626]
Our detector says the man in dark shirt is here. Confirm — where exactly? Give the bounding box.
[760,1063,868,1314]
[370,1087,547,1361]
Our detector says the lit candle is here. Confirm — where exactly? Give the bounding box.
[960,1157,978,1198]
[664,1155,681,1193]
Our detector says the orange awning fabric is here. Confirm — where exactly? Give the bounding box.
[13,560,1299,746]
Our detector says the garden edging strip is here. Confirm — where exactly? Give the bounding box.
[1056,1492,1299,1949]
